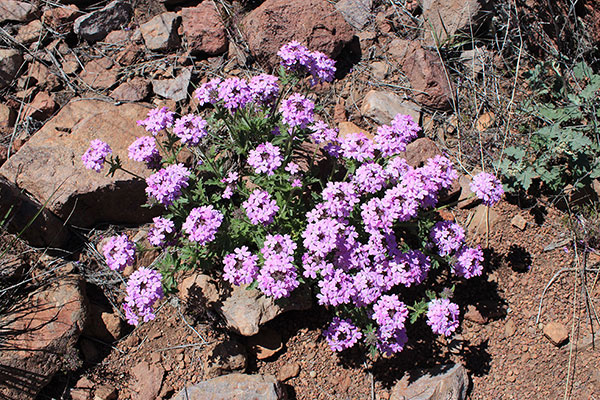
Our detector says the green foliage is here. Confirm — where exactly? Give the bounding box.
[498,61,600,195]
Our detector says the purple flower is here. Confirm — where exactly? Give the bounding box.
[194,78,222,106]
[361,197,394,234]
[137,107,174,134]
[147,217,174,247]
[128,136,161,168]
[278,41,311,71]
[306,51,336,84]
[309,121,338,144]
[323,317,362,352]
[243,189,279,225]
[247,142,283,176]
[280,93,315,129]
[218,77,252,111]
[453,246,484,278]
[372,294,409,339]
[182,205,224,245]
[374,114,420,157]
[430,221,465,257]
[249,74,279,106]
[285,162,300,175]
[322,181,359,218]
[340,132,375,162]
[222,185,234,199]
[317,269,355,306]
[102,234,135,272]
[421,155,458,192]
[145,163,191,206]
[223,246,259,285]
[277,42,336,85]
[385,157,410,183]
[261,234,296,260]
[386,250,431,288]
[291,178,302,188]
[302,217,345,258]
[82,139,112,172]
[352,162,387,194]
[426,298,459,336]
[470,172,504,206]
[123,267,164,326]
[376,328,408,356]
[173,114,208,146]
[257,255,299,299]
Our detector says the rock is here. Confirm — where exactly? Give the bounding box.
[333,100,347,123]
[458,174,479,209]
[16,20,44,44]
[370,61,389,80]
[247,327,283,359]
[71,388,92,400]
[460,47,491,76]
[80,58,119,90]
[218,284,311,336]
[338,121,369,140]
[422,0,492,46]
[543,322,569,346]
[391,363,468,400]
[43,5,80,34]
[242,0,354,67]
[84,303,122,342]
[511,214,527,231]
[131,361,164,400]
[206,340,248,377]
[504,319,517,337]
[0,49,24,89]
[0,278,87,399]
[400,137,441,168]
[173,373,285,400]
[399,42,453,110]
[466,204,499,236]
[22,92,56,120]
[140,12,181,51]
[361,90,420,126]
[464,305,487,324]
[0,100,158,228]
[28,61,60,90]
[110,78,150,102]
[0,104,16,129]
[94,384,117,400]
[151,67,191,101]
[336,0,372,30]
[74,0,133,42]
[0,175,70,247]
[277,363,300,381]
[572,333,598,351]
[0,0,37,23]
[179,273,220,307]
[181,2,227,55]
[116,43,143,66]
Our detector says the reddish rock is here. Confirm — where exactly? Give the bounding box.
[80,57,119,89]
[543,322,569,347]
[173,374,285,400]
[333,100,347,123]
[0,0,37,23]
[0,49,24,89]
[140,12,181,51]
[22,92,56,120]
[0,104,15,129]
[0,278,87,399]
[277,363,300,382]
[43,5,80,34]
[110,78,150,101]
[391,364,468,400]
[398,42,453,110]
[16,19,44,44]
[181,2,227,55]
[131,361,164,400]
[361,89,420,125]
[116,43,143,65]
[242,0,354,67]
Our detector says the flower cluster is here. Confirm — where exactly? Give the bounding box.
[173,114,208,146]
[102,234,135,272]
[128,136,161,168]
[430,221,465,257]
[374,114,421,157]
[223,246,259,285]
[426,298,459,336]
[243,189,279,225]
[323,317,363,352]
[123,267,164,326]
[248,142,283,176]
[145,163,191,206]
[280,93,315,129]
[137,107,174,134]
[147,217,174,247]
[470,172,504,206]
[82,140,112,172]
[194,74,279,111]
[182,206,224,245]
[278,41,336,84]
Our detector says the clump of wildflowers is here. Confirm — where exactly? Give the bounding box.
[248,142,283,176]
[173,114,208,146]
[182,206,224,245]
[128,136,161,168]
[453,246,484,278]
[426,298,460,336]
[82,140,112,172]
[280,93,315,129]
[145,164,191,206]
[430,221,465,257]
[223,246,259,285]
[243,189,279,225]
[137,107,174,134]
[147,217,174,247]
[324,317,363,352]
[102,234,135,272]
[470,172,504,206]
[123,267,164,326]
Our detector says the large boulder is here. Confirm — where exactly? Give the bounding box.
[173,374,286,400]
[181,2,228,56]
[242,0,355,67]
[421,0,492,46]
[0,278,87,399]
[391,363,469,400]
[0,99,158,228]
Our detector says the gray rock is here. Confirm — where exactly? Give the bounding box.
[459,47,491,75]
[336,0,372,30]
[74,0,133,42]
[0,49,24,89]
[140,12,181,51]
[0,100,158,228]
[391,364,469,400]
[466,204,499,236]
[422,0,492,46]
[206,340,248,377]
[151,68,191,101]
[110,78,150,102]
[0,0,37,23]
[173,374,286,400]
[218,284,311,336]
[361,89,420,125]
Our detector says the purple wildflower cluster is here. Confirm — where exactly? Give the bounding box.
[374,114,421,157]
[242,189,279,225]
[280,93,315,129]
[430,221,465,257]
[82,140,112,172]
[454,246,484,278]
[128,136,161,168]
[323,317,363,351]
[221,171,238,199]
[137,107,174,134]
[223,246,259,285]
[278,41,336,84]
[182,206,224,245]
[102,234,135,272]
[470,172,504,206]
[194,74,279,111]
[173,114,208,146]
[247,142,283,176]
[426,298,460,336]
[147,217,174,247]
[145,163,191,206]
[123,267,164,326]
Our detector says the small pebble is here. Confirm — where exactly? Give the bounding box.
[309,370,317,378]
